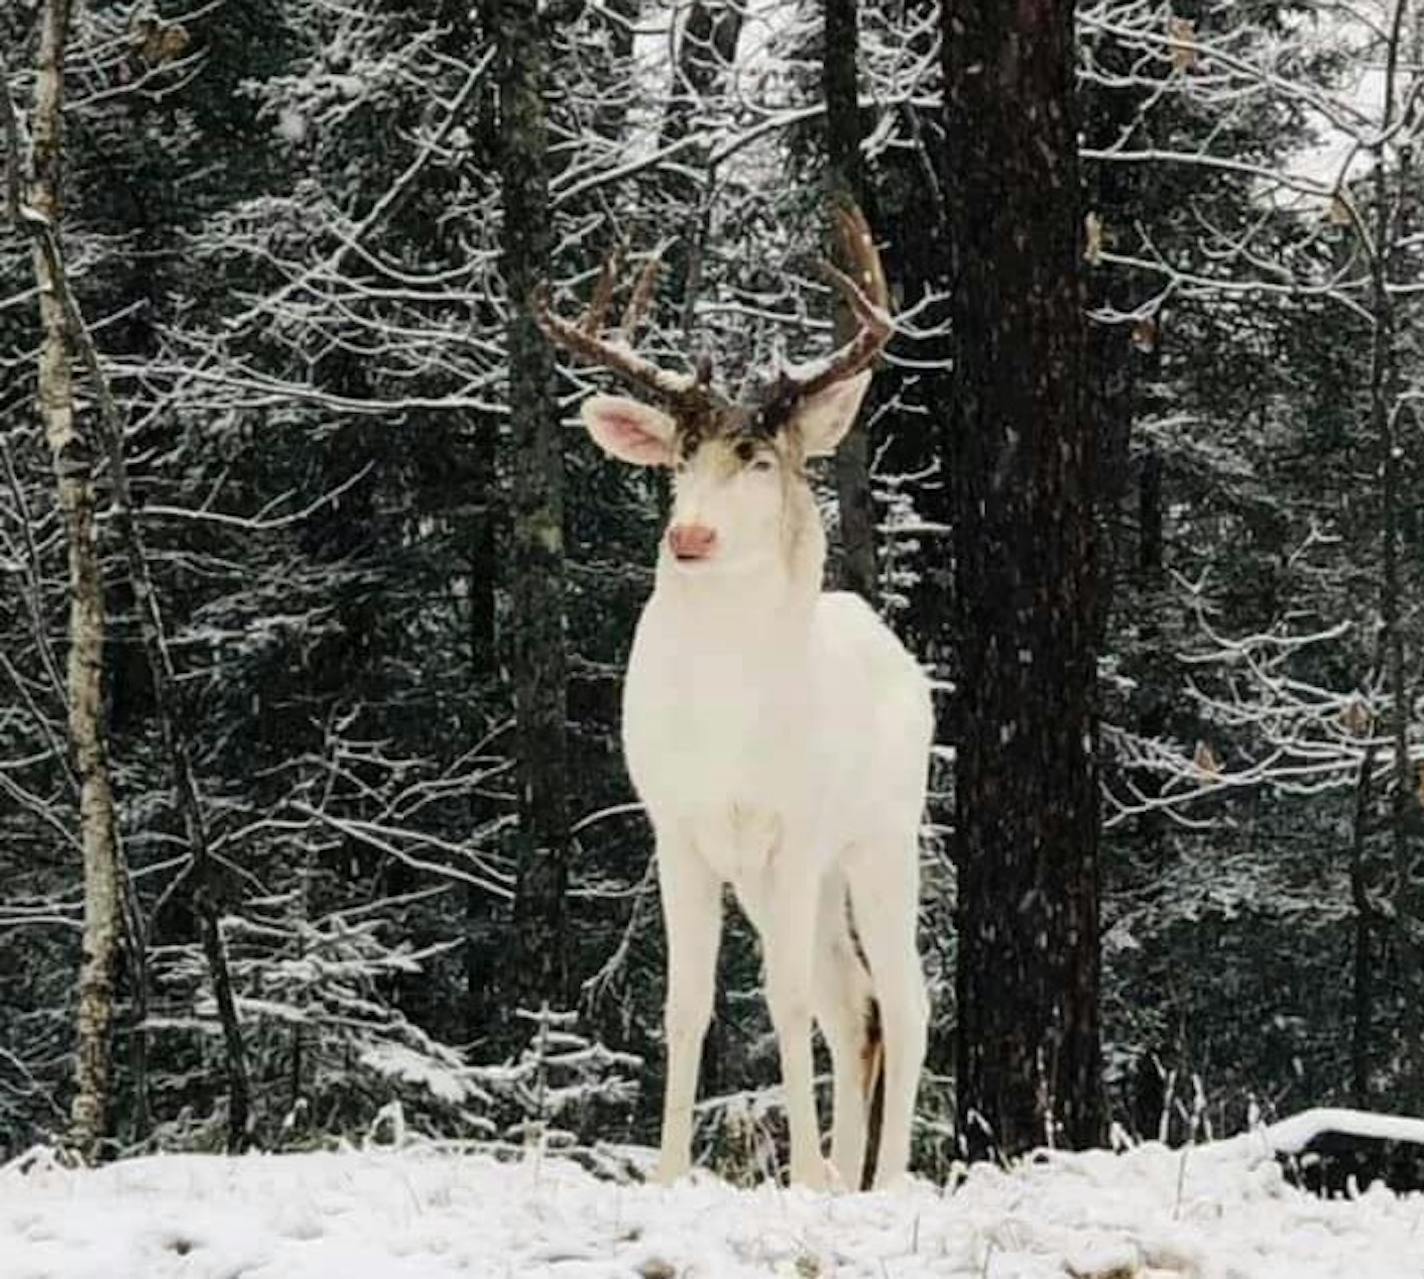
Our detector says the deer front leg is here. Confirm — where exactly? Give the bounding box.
[757,870,826,1190]
[655,839,722,1185]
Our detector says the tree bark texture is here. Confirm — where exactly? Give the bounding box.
[942,0,1104,1158]
[1350,746,1379,1107]
[1371,0,1421,1099]
[823,0,878,605]
[26,0,122,1162]
[497,0,572,1011]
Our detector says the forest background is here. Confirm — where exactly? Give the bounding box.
[1,0,1421,1175]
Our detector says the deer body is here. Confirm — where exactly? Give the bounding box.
[623,468,931,1192]
[534,204,930,1190]
[626,583,929,889]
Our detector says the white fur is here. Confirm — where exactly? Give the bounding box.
[589,378,931,1191]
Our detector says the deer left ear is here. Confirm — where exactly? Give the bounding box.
[793,371,872,457]
[581,394,678,466]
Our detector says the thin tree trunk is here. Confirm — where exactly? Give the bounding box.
[1370,0,1420,1100]
[463,414,501,1039]
[5,25,252,1152]
[824,0,878,604]
[16,0,122,1163]
[497,0,572,1011]
[1351,745,1379,1107]
[25,208,253,1159]
[943,0,1103,1159]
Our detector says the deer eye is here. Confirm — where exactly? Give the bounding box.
[750,457,774,473]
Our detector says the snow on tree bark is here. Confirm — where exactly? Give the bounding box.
[942,0,1104,1158]
[497,0,572,1010]
[26,0,122,1161]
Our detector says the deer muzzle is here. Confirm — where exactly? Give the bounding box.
[668,523,717,562]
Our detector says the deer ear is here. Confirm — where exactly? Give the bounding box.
[793,371,872,457]
[581,395,677,467]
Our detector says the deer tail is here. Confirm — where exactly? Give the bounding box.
[860,995,885,1191]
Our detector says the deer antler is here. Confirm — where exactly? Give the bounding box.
[534,205,892,415]
[532,245,716,409]
[618,246,664,344]
[783,200,893,399]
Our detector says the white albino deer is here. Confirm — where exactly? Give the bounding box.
[534,205,931,1191]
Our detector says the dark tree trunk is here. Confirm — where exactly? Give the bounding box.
[1370,2,1420,1104]
[497,0,572,1012]
[463,406,501,1040]
[823,0,878,605]
[1351,746,1379,1107]
[942,0,1103,1159]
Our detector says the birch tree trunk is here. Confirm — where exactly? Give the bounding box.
[8,8,252,1152]
[25,0,122,1161]
[497,0,572,1010]
[942,0,1104,1159]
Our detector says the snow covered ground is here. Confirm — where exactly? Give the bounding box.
[3,1130,1423,1278]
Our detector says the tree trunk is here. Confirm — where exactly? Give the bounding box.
[1371,0,1420,1104]
[1351,746,1379,1107]
[823,0,878,605]
[497,0,572,1011]
[11,11,253,1152]
[942,0,1103,1159]
[23,0,123,1163]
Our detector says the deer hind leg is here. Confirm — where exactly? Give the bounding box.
[655,840,723,1184]
[812,871,876,1191]
[845,838,928,1189]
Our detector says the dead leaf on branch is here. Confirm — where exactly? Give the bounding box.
[132,17,191,65]
[1339,697,1372,738]
[1084,211,1105,265]
[1168,17,1198,72]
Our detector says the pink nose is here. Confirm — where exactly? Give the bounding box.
[668,523,717,561]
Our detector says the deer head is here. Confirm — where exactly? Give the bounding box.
[533,202,892,577]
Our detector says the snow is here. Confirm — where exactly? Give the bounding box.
[4,1133,1424,1278]
[1264,1106,1424,1154]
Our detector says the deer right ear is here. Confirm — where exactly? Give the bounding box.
[581,395,677,467]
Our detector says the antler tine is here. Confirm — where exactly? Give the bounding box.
[531,280,696,404]
[580,245,624,337]
[832,198,889,313]
[786,199,894,399]
[618,241,668,343]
